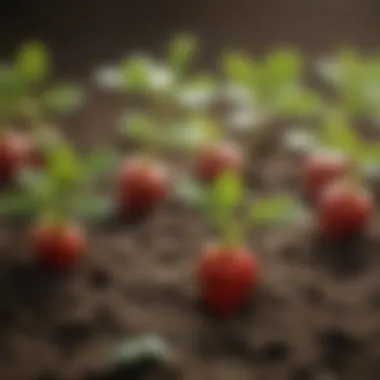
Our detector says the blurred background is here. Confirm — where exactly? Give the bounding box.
[1,0,380,79]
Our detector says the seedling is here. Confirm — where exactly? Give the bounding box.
[0,41,84,182]
[221,49,322,148]
[296,50,380,202]
[195,171,306,315]
[95,35,222,155]
[96,35,228,215]
[0,140,116,268]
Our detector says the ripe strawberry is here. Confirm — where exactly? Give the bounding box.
[0,131,31,184]
[116,158,169,216]
[194,141,244,183]
[30,221,86,269]
[303,151,349,202]
[317,181,373,240]
[197,244,258,315]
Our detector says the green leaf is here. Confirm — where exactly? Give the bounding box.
[83,149,119,180]
[71,195,114,222]
[250,195,303,226]
[208,171,242,221]
[358,143,380,168]
[0,193,38,218]
[264,48,303,87]
[174,176,208,208]
[15,41,51,83]
[275,87,323,117]
[168,34,197,75]
[46,142,81,191]
[166,116,221,151]
[42,84,84,114]
[318,111,363,161]
[94,66,125,91]
[108,334,172,371]
[222,52,258,87]
[123,56,151,91]
[177,75,216,109]
[118,111,155,142]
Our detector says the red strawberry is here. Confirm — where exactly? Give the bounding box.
[0,131,31,184]
[317,181,373,240]
[30,221,86,269]
[116,158,169,216]
[194,141,244,183]
[303,151,349,202]
[197,244,258,315]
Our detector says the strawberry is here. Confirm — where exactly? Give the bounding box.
[194,141,244,183]
[197,244,258,315]
[0,131,31,184]
[317,180,373,240]
[30,221,86,269]
[116,158,169,216]
[303,151,349,202]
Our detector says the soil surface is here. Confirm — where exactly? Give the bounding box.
[2,1,380,379]
[1,119,380,380]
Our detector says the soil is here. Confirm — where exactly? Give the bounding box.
[1,109,380,380]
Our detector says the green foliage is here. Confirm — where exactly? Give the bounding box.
[15,41,51,84]
[118,111,156,143]
[318,110,363,162]
[7,141,117,223]
[222,52,258,88]
[108,335,172,371]
[42,84,84,114]
[165,116,221,151]
[250,195,305,226]
[206,171,243,245]
[168,34,197,76]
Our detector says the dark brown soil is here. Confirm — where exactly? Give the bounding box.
[1,129,380,380]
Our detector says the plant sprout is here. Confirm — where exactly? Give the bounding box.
[0,140,116,223]
[95,35,222,156]
[0,41,84,130]
[221,48,322,135]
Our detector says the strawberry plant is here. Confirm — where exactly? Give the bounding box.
[95,35,221,154]
[0,41,84,183]
[0,140,116,268]
[196,171,306,315]
[221,49,322,142]
[96,35,231,215]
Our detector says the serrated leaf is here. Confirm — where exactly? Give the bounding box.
[222,52,258,87]
[71,195,114,222]
[168,34,197,76]
[250,195,303,226]
[15,41,51,83]
[42,84,84,114]
[94,66,125,91]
